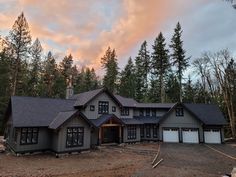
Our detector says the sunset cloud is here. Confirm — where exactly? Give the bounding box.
[0,0,235,75]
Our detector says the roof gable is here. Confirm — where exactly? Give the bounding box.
[72,88,122,107]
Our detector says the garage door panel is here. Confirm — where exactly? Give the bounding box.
[163,128,179,143]
[204,129,221,144]
[182,129,199,143]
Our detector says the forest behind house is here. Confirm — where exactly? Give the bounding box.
[0,13,235,138]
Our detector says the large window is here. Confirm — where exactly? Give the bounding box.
[127,125,136,140]
[153,125,158,138]
[140,125,144,138]
[176,107,184,116]
[98,101,109,114]
[20,127,38,145]
[66,127,84,147]
[121,107,129,116]
[146,125,151,138]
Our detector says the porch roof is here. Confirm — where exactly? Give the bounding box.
[90,114,125,128]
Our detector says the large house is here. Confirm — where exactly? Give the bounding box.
[4,88,227,154]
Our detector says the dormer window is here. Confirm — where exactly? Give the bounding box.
[176,107,184,116]
[98,101,109,114]
[146,109,150,116]
[121,107,129,116]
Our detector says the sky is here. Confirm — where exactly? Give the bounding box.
[0,0,236,76]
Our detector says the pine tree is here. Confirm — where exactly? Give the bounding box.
[7,12,32,95]
[119,57,136,98]
[135,41,150,102]
[165,73,180,102]
[40,51,58,97]
[151,32,170,103]
[169,22,189,102]
[28,38,43,96]
[183,76,195,103]
[101,47,119,93]
[59,54,73,81]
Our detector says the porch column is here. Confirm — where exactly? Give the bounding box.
[119,126,122,143]
[98,127,102,145]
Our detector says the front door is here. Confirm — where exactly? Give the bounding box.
[102,126,119,143]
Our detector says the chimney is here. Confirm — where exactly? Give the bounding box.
[66,75,74,99]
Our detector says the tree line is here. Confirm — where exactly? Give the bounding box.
[0,13,235,138]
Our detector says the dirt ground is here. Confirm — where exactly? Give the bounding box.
[0,142,235,177]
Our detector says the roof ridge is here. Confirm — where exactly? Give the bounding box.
[11,96,76,101]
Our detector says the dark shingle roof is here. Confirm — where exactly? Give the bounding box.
[49,110,77,129]
[90,114,124,127]
[133,116,161,124]
[121,118,143,125]
[136,103,175,108]
[184,103,227,125]
[11,96,76,127]
[71,88,104,107]
[114,95,138,107]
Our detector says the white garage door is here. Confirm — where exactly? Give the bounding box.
[204,129,221,144]
[163,128,179,143]
[182,129,199,143]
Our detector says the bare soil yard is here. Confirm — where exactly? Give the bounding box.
[0,142,235,177]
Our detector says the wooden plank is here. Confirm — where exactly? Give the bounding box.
[102,124,121,127]
[152,143,161,165]
[152,158,163,169]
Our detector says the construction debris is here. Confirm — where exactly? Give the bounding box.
[152,143,161,165]
[152,158,163,169]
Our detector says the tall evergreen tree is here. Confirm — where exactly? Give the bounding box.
[101,47,119,93]
[119,57,136,98]
[28,38,43,96]
[183,76,195,103]
[135,41,150,102]
[59,54,73,81]
[7,12,32,95]
[165,73,180,102]
[40,51,58,97]
[151,32,170,103]
[169,22,189,102]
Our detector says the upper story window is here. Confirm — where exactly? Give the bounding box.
[20,127,38,145]
[139,109,144,116]
[151,109,156,117]
[121,107,129,116]
[90,105,95,111]
[176,107,184,116]
[112,106,116,112]
[98,101,109,114]
[146,109,150,116]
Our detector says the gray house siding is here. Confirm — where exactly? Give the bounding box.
[55,117,91,153]
[159,108,203,142]
[82,92,122,119]
[123,125,141,143]
[14,127,51,153]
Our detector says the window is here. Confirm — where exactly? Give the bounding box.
[146,125,151,138]
[121,107,129,116]
[176,107,184,116]
[140,125,144,138]
[112,106,116,112]
[127,125,136,140]
[151,109,156,117]
[66,127,84,147]
[139,109,144,116]
[20,128,38,145]
[146,109,150,116]
[98,101,109,114]
[153,125,158,138]
[13,128,18,143]
[90,105,95,111]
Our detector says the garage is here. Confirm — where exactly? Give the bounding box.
[204,129,221,144]
[163,128,179,143]
[182,128,199,143]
